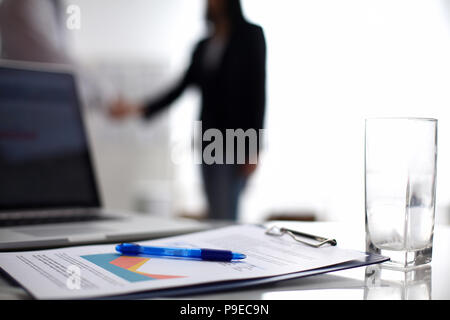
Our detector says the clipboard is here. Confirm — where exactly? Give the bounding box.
[0,224,389,300]
[106,225,388,299]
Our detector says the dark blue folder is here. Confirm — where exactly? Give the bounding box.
[107,252,389,300]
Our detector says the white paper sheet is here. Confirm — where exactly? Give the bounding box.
[0,225,367,299]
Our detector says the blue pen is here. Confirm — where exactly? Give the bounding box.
[115,243,246,262]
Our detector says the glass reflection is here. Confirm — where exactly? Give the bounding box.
[364,264,431,300]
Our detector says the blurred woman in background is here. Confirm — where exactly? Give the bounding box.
[110,0,266,221]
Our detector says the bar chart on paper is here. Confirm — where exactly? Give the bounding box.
[81,254,186,283]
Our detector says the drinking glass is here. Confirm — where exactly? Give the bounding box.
[365,118,437,268]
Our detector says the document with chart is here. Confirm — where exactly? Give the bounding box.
[0,225,383,299]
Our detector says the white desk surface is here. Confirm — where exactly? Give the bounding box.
[1,221,449,300]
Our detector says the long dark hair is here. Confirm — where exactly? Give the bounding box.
[227,0,246,26]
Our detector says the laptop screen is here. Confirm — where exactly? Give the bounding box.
[0,65,101,212]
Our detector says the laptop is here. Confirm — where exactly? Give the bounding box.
[0,61,209,251]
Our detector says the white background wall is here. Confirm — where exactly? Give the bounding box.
[66,0,450,225]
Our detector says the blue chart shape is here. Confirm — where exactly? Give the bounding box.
[81,253,154,283]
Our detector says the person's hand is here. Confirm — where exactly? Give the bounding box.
[241,162,258,177]
[108,98,143,120]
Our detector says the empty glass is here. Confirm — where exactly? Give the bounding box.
[365,118,437,268]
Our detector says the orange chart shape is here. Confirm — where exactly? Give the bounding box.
[109,255,185,280]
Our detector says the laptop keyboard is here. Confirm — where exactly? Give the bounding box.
[0,210,117,227]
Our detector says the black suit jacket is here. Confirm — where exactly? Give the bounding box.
[144,22,266,159]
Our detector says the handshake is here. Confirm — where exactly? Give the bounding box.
[108,98,144,120]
